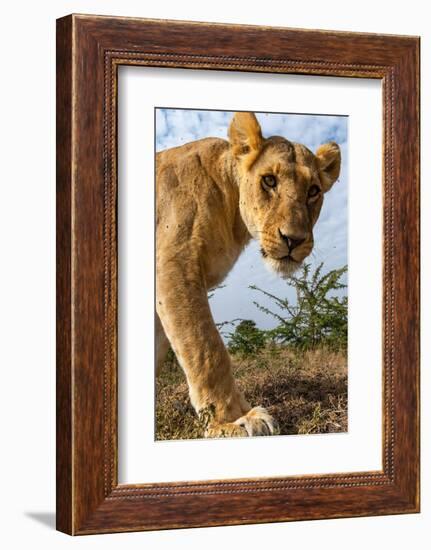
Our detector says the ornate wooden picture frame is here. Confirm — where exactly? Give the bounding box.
[56,14,420,535]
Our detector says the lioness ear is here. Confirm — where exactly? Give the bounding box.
[228,112,263,162]
[316,142,341,192]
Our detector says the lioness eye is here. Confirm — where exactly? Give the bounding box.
[262,175,277,188]
[308,184,321,198]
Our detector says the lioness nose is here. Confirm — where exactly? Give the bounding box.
[278,229,306,251]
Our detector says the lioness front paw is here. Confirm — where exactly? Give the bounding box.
[205,423,249,438]
[205,407,277,438]
[234,406,278,436]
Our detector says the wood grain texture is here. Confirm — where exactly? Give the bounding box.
[56,14,420,535]
[56,15,73,535]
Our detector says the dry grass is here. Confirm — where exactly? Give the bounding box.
[155,345,347,440]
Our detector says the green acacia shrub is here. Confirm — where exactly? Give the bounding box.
[227,319,267,356]
[250,263,348,351]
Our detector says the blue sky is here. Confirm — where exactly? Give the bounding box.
[156,109,348,334]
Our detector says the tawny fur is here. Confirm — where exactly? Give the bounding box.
[155,112,341,438]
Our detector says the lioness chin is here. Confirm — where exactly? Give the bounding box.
[156,112,341,438]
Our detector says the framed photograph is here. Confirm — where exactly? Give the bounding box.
[56,14,420,534]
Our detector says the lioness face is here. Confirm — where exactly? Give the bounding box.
[228,112,341,276]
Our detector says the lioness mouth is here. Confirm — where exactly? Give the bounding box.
[279,255,298,263]
[260,247,299,264]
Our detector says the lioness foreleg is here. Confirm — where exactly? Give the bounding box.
[156,268,276,438]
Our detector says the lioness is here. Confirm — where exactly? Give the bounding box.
[156,112,341,438]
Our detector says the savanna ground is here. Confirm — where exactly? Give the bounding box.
[155,344,347,440]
